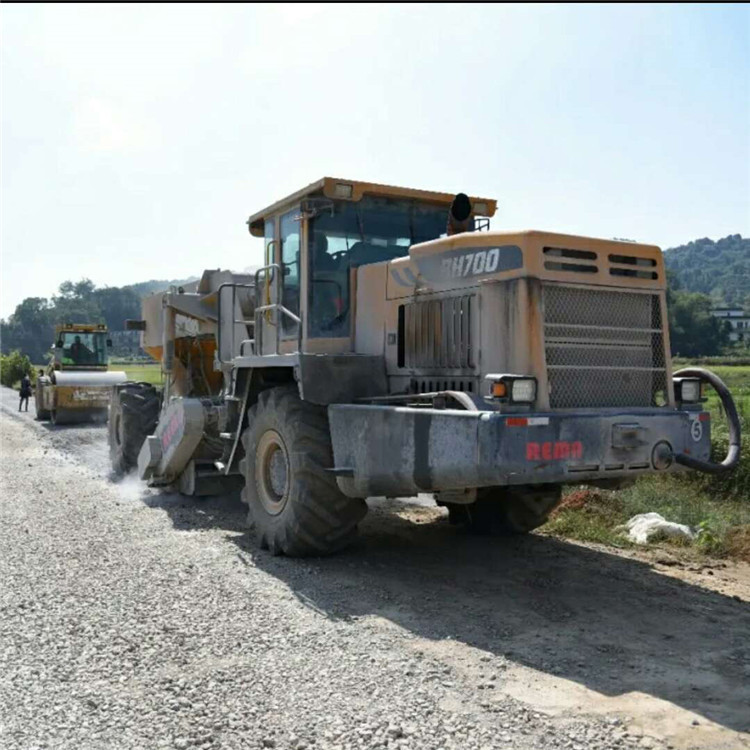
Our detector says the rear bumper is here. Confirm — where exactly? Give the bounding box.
[328,405,711,498]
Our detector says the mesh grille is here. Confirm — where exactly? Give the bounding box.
[403,295,474,370]
[543,285,667,408]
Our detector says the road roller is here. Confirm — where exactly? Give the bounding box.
[35,323,127,425]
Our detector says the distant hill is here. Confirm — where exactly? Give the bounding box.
[664,234,749,309]
[123,277,199,298]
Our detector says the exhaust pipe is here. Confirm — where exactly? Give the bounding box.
[672,367,742,474]
[447,193,473,236]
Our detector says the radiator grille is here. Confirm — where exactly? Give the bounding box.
[402,295,474,370]
[410,378,476,394]
[543,285,667,408]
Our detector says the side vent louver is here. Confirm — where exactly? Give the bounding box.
[543,247,598,275]
[399,295,475,371]
[543,247,660,281]
[609,253,659,280]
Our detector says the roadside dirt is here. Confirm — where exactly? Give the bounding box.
[2,387,749,750]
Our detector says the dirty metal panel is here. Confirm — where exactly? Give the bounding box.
[297,354,388,405]
[138,398,206,483]
[328,404,709,498]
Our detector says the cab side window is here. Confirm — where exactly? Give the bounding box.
[280,210,300,335]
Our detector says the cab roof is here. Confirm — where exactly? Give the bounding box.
[55,323,108,333]
[246,177,497,237]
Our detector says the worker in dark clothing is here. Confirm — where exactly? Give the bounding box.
[19,374,32,412]
[69,335,93,364]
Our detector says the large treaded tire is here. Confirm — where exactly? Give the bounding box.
[109,383,161,475]
[239,386,367,557]
[444,485,563,535]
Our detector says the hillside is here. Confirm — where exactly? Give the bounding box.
[664,234,749,308]
[123,277,199,297]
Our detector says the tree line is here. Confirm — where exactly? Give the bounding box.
[0,267,743,366]
[0,278,193,364]
[664,234,749,309]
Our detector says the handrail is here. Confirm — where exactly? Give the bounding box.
[253,264,303,355]
[217,266,304,365]
[216,282,256,366]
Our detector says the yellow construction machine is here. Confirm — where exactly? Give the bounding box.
[35,323,127,424]
[111,178,741,556]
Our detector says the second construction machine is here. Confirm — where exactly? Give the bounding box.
[36,323,126,424]
[111,177,741,556]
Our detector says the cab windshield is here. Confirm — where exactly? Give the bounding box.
[60,332,107,366]
[308,197,447,337]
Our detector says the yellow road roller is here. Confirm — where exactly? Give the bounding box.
[35,323,127,425]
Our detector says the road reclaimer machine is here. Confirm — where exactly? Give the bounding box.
[36,323,127,424]
[111,178,741,555]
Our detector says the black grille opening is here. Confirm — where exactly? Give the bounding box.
[610,267,658,280]
[544,261,598,274]
[410,379,475,394]
[609,254,656,267]
[544,247,597,261]
[397,305,405,368]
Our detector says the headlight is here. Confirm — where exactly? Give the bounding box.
[511,378,537,403]
[485,374,537,404]
[674,377,702,403]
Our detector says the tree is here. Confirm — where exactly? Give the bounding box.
[0,297,55,363]
[52,278,102,325]
[0,350,33,387]
[94,286,141,331]
[667,289,731,358]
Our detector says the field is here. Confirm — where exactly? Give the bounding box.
[545,363,750,561]
[113,361,162,385]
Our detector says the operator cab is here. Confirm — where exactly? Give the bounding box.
[53,325,110,369]
[247,178,496,351]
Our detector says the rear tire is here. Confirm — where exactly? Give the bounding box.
[445,485,562,535]
[108,383,161,475]
[239,386,367,556]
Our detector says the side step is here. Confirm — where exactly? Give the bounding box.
[178,461,244,497]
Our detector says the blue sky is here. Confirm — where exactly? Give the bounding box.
[1,3,748,318]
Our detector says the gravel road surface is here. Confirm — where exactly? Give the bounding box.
[1,387,748,750]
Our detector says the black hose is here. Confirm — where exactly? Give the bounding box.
[672,367,742,474]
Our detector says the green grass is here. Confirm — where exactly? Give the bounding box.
[115,363,163,386]
[546,362,750,561]
[546,478,750,560]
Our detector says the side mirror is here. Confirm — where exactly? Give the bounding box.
[106,339,113,347]
[56,340,64,348]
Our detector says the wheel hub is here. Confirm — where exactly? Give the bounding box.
[257,430,290,515]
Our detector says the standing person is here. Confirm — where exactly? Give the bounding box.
[19,373,32,412]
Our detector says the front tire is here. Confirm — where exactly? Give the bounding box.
[108,383,161,475]
[239,386,367,556]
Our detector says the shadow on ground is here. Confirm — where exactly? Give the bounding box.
[149,489,750,733]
